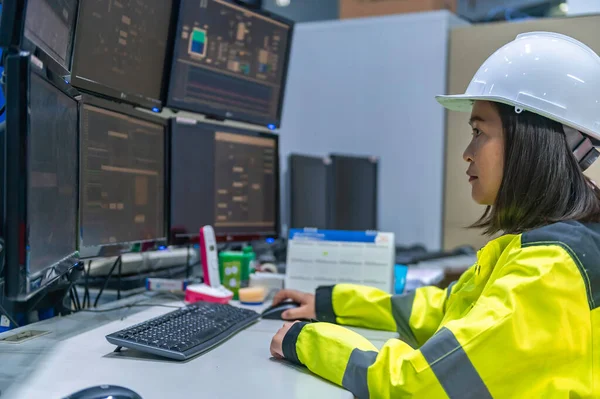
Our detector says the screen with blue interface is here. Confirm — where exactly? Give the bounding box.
[167,0,292,127]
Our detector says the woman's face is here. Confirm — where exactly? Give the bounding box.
[463,100,505,205]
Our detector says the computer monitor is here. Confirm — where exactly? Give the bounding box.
[23,0,78,75]
[289,154,329,229]
[167,0,293,128]
[79,95,167,256]
[70,0,177,110]
[169,118,279,244]
[3,53,79,298]
[329,154,379,231]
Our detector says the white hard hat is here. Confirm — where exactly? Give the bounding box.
[436,31,600,142]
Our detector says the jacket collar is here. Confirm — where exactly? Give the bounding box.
[474,234,518,284]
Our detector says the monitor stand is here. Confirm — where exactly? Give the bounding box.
[93,256,123,307]
[0,262,84,330]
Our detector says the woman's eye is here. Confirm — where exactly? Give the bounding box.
[472,128,482,137]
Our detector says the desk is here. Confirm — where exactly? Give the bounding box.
[0,293,397,399]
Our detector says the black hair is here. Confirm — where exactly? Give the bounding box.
[472,102,600,235]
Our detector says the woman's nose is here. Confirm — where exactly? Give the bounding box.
[463,141,474,163]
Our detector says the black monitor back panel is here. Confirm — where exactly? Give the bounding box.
[169,118,279,244]
[167,0,293,128]
[70,0,178,110]
[0,0,27,49]
[79,95,167,257]
[329,154,378,231]
[3,53,79,298]
[289,154,329,230]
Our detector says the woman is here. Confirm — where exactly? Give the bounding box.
[269,32,600,398]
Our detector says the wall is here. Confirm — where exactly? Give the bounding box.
[443,14,600,250]
[279,11,467,250]
[567,0,600,15]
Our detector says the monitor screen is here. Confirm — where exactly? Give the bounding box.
[71,0,175,109]
[24,0,78,71]
[80,101,166,248]
[330,155,378,231]
[170,120,278,243]
[167,0,293,128]
[28,72,79,276]
[289,154,329,229]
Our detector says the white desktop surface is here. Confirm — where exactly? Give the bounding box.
[251,319,399,342]
[0,295,397,399]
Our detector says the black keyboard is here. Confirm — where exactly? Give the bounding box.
[105,302,260,360]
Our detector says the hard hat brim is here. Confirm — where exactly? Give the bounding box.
[436,94,600,143]
[435,94,515,113]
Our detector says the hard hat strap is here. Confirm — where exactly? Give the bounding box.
[564,125,600,171]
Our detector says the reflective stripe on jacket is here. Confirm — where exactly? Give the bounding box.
[281,221,600,398]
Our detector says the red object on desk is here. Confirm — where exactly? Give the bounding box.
[185,283,233,304]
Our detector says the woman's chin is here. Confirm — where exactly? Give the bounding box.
[472,196,494,206]
[471,190,492,206]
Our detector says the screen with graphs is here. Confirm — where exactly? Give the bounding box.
[80,103,165,247]
[71,0,174,107]
[214,131,276,232]
[170,121,277,241]
[167,0,292,127]
[24,0,78,70]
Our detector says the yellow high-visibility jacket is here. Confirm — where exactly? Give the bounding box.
[281,221,600,398]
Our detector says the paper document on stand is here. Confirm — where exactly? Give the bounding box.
[285,229,395,294]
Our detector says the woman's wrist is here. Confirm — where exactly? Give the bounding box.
[315,286,336,323]
[281,321,310,365]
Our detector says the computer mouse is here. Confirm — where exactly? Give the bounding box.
[261,301,302,320]
[63,385,142,399]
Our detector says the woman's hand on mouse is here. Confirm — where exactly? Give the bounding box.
[270,321,299,359]
[271,289,316,320]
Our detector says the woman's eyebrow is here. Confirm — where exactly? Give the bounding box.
[468,116,485,126]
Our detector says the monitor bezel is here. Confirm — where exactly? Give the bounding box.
[78,94,169,259]
[167,118,280,246]
[69,0,181,111]
[3,52,81,300]
[165,0,294,129]
[22,35,71,81]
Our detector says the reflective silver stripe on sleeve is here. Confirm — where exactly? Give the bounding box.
[341,348,378,399]
[420,327,492,399]
[390,292,419,348]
